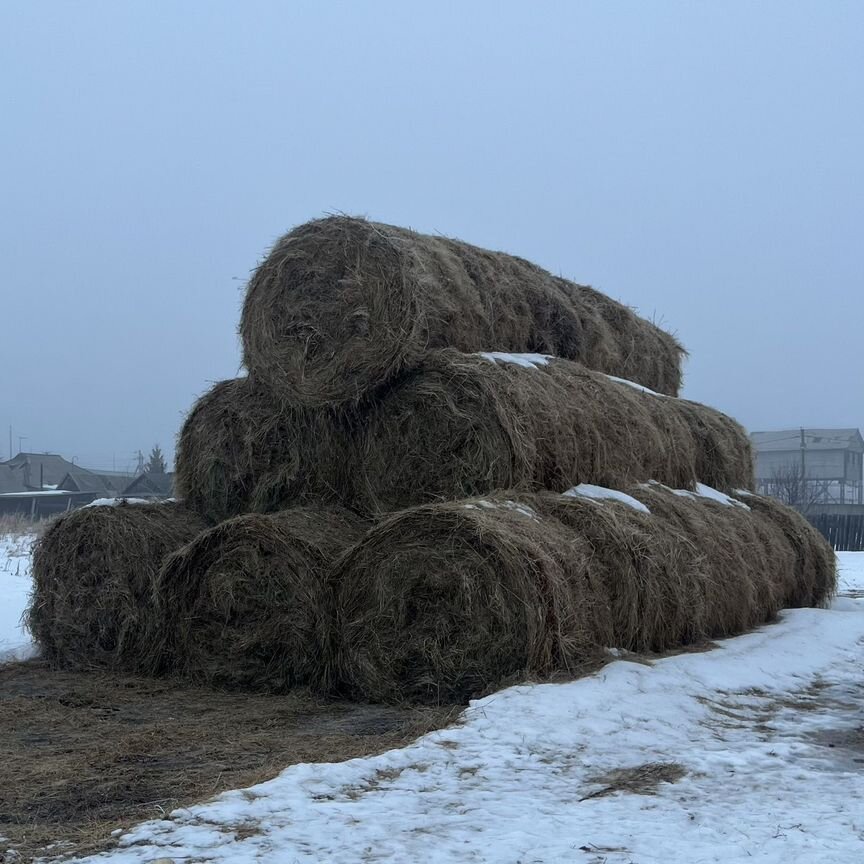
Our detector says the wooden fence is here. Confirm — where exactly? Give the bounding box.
[806,513,864,551]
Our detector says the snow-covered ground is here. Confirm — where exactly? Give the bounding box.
[2,539,863,863]
[0,532,37,664]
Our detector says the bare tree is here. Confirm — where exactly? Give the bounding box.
[763,461,824,514]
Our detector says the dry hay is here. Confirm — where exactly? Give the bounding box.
[155,507,366,691]
[332,497,611,704]
[731,491,837,607]
[26,502,206,673]
[0,659,454,863]
[174,377,358,524]
[333,485,832,704]
[240,215,686,406]
[355,350,754,513]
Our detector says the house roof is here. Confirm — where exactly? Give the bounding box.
[750,428,864,453]
[122,472,174,497]
[3,452,83,487]
[0,465,28,494]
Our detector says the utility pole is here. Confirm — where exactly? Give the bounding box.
[800,427,807,507]
[8,425,12,461]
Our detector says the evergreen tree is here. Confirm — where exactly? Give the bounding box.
[146,444,167,474]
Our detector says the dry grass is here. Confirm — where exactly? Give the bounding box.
[240,215,685,406]
[356,350,754,513]
[0,660,455,863]
[154,507,366,691]
[25,502,206,673]
[581,762,687,800]
[0,513,47,539]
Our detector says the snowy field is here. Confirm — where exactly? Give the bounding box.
[2,538,863,863]
[0,532,37,664]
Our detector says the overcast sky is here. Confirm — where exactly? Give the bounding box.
[1,1,861,471]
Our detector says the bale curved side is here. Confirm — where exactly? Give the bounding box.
[732,491,836,607]
[240,216,685,404]
[333,499,610,704]
[25,502,206,672]
[625,484,793,632]
[156,507,365,691]
[174,377,358,524]
[356,351,752,513]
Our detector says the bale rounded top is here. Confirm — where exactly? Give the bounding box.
[241,217,422,404]
[241,216,686,405]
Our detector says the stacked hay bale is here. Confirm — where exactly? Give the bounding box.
[26,502,207,673]
[333,485,832,704]
[27,215,836,703]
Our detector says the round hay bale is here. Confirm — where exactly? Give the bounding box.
[155,507,366,691]
[733,491,836,607]
[335,485,823,704]
[240,216,686,405]
[624,483,792,633]
[355,350,752,513]
[174,377,358,524]
[333,497,611,704]
[537,492,709,651]
[26,502,206,672]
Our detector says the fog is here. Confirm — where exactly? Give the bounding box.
[1,1,861,471]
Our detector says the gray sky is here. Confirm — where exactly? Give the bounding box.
[1,1,861,471]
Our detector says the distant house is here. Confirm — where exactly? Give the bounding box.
[0,452,176,517]
[750,428,864,508]
[0,464,28,495]
[3,452,83,490]
[58,470,137,496]
[121,472,174,500]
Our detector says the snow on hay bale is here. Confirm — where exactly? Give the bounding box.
[240,215,686,406]
[155,507,366,691]
[355,350,754,513]
[26,501,206,672]
[333,485,830,704]
[174,377,357,525]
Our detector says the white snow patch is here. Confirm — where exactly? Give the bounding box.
[604,375,665,397]
[837,551,864,596]
[85,497,152,508]
[643,481,750,510]
[0,533,38,664]
[465,499,539,520]
[67,599,864,864]
[564,483,651,514]
[477,352,551,369]
[673,483,751,510]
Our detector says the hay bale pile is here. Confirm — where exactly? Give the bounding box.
[27,214,836,704]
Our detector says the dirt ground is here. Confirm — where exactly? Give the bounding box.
[0,660,457,863]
